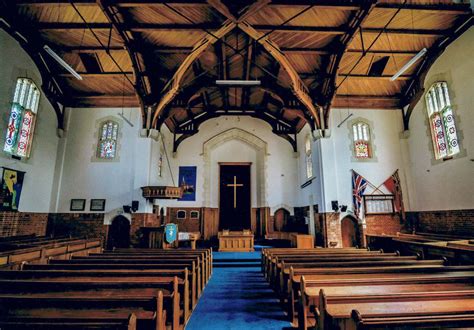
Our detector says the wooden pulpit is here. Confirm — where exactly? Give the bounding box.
[218,230,254,252]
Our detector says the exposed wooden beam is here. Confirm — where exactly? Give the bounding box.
[17,0,472,15]
[239,21,321,128]
[333,94,402,109]
[151,20,236,128]
[401,14,474,130]
[320,0,377,128]
[36,22,451,37]
[268,1,471,14]
[338,74,412,80]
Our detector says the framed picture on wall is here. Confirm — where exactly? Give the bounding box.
[90,199,106,211]
[70,199,86,211]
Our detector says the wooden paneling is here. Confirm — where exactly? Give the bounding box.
[202,208,219,240]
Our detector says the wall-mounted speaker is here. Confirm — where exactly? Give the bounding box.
[131,200,139,212]
[123,205,132,213]
[331,200,339,212]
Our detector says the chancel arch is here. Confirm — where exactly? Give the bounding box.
[202,127,268,209]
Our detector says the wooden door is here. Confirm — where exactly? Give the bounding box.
[219,164,251,231]
[107,216,131,249]
[341,216,359,248]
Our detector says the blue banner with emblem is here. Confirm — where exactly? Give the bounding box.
[165,223,178,244]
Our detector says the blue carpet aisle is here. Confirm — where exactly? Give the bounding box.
[186,249,291,330]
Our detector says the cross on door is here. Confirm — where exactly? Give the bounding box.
[226,176,244,209]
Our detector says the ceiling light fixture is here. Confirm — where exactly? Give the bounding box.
[43,45,83,80]
[216,80,261,86]
[390,48,427,81]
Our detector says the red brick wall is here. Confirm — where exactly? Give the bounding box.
[130,213,161,245]
[46,213,106,242]
[408,209,474,237]
[0,212,48,237]
[365,214,403,236]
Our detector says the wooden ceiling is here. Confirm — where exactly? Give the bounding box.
[1,0,472,148]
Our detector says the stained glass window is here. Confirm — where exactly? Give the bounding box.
[352,122,371,159]
[4,78,40,158]
[305,134,313,179]
[425,82,459,160]
[97,120,119,159]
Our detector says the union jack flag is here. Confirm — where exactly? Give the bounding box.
[352,170,368,218]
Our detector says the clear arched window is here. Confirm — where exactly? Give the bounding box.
[97,120,119,159]
[4,78,40,158]
[425,82,459,160]
[352,122,371,159]
[305,134,313,179]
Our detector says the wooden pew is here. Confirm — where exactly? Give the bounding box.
[0,276,181,330]
[50,257,204,297]
[262,248,377,279]
[287,265,474,324]
[99,248,212,281]
[25,262,199,306]
[298,273,474,330]
[0,237,102,270]
[78,250,210,285]
[265,251,388,282]
[319,289,474,330]
[273,258,442,291]
[0,268,192,321]
[0,312,139,330]
[349,308,474,329]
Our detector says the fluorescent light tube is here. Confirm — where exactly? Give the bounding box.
[43,45,83,80]
[390,48,427,81]
[216,80,261,86]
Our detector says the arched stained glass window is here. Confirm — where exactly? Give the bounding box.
[97,121,119,159]
[425,82,459,160]
[352,122,371,159]
[4,78,40,158]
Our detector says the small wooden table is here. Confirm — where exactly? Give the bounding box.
[290,234,314,249]
[178,232,200,249]
[218,230,254,252]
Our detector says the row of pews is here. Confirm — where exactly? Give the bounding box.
[0,246,212,329]
[262,247,474,329]
[0,234,102,269]
[367,232,474,264]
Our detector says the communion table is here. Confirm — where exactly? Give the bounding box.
[218,230,254,252]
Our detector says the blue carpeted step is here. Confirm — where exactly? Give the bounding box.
[213,258,260,262]
[213,261,261,268]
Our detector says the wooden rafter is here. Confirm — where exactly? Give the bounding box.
[97,0,148,122]
[319,0,377,128]
[151,20,236,128]
[401,14,474,130]
[16,0,471,15]
[238,21,320,128]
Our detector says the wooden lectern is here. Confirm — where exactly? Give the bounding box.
[218,230,254,252]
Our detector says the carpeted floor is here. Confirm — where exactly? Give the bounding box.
[186,251,291,330]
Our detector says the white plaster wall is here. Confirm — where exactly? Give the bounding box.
[160,116,299,210]
[406,27,474,211]
[295,108,408,215]
[56,107,145,213]
[0,30,59,212]
[57,114,299,212]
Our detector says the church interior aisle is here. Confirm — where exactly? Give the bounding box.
[186,251,291,330]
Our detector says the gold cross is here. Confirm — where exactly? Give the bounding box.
[226,176,244,208]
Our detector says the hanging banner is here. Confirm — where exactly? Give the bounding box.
[0,167,25,211]
[383,169,406,220]
[165,223,178,244]
[352,170,368,219]
[178,166,197,201]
